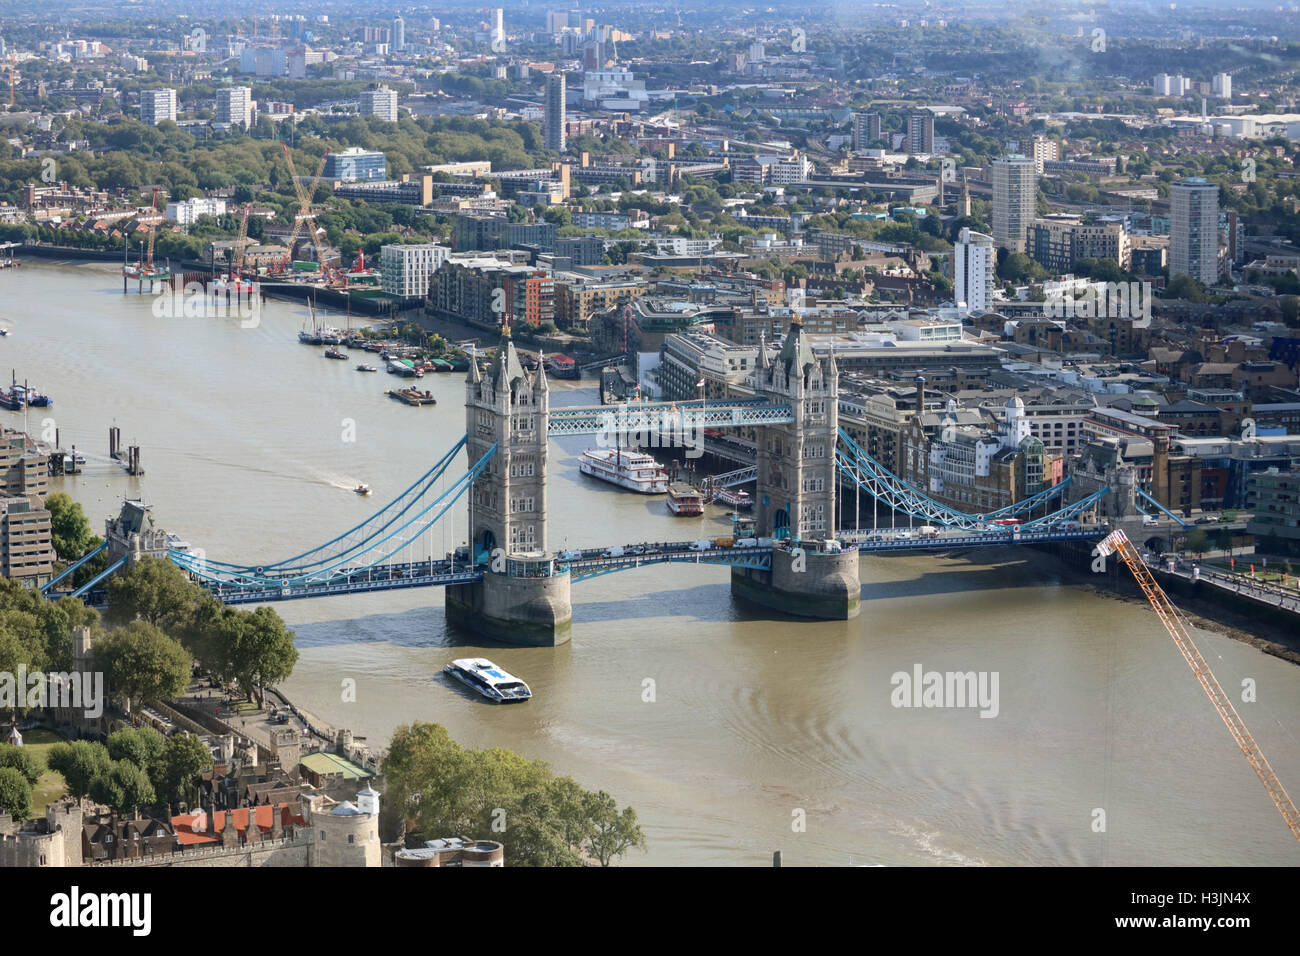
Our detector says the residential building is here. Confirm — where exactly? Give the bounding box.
[1170,178,1220,286]
[0,496,53,585]
[1030,136,1059,175]
[545,73,566,152]
[165,197,227,224]
[381,243,450,300]
[139,88,176,126]
[359,85,398,122]
[852,112,882,151]
[1212,72,1232,99]
[954,227,996,314]
[216,86,253,128]
[992,155,1037,253]
[906,113,934,154]
[392,15,406,52]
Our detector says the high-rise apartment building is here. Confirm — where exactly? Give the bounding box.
[545,72,566,152]
[1030,136,1059,175]
[991,155,1038,253]
[139,88,177,126]
[954,228,996,314]
[359,85,399,122]
[1212,72,1232,99]
[392,16,406,52]
[852,112,882,151]
[1170,177,1221,286]
[906,113,934,154]
[216,86,253,128]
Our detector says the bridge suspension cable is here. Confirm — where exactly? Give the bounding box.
[835,428,1074,530]
[170,441,496,590]
[187,435,469,576]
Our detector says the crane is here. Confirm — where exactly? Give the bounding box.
[1096,529,1300,844]
[231,202,251,282]
[278,143,326,274]
[144,186,162,271]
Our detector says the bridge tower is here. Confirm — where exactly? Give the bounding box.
[732,323,860,619]
[445,337,572,646]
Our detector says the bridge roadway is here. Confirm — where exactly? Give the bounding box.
[160,527,1106,604]
[547,397,794,436]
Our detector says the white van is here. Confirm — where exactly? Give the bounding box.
[603,546,626,558]
[689,540,713,551]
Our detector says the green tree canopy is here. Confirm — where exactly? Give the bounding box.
[0,766,33,822]
[94,621,191,710]
[0,743,44,785]
[45,493,96,562]
[47,740,112,800]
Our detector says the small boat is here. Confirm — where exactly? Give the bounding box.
[324,347,348,360]
[443,658,532,703]
[354,484,371,496]
[355,364,378,372]
[25,387,52,408]
[0,329,9,336]
[386,387,436,406]
[715,487,753,511]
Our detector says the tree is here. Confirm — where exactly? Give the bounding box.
[47,740,112,800]
[161,733,212,805]
[103,556,205,632]
[0,766,33,822]
[106,726,167,790]
[45,493,95,562]
[0,743,44,785]
[582,790,646,866]
[225,606,298,707]
[94,621,191,711]
[89,760,155,817]
[1185,529,1210,558]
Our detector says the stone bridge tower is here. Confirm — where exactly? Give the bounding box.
[446,336,572,646]
[463,336,549,560]
[732,323,860,620]
[751,322,840,542]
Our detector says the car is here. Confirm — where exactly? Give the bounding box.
[1195,515,1219,524]
[1143,516,1159,526]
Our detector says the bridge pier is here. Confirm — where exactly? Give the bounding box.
[445,569,573,647]
[731,546,861,620]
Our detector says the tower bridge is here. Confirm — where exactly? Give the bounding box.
[50,323,1117,643]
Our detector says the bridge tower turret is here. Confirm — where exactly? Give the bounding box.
[732,323,860,620]
[447,337,572,646]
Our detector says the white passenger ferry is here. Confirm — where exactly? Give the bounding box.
[579,448,669,493]
[443,659,532,703]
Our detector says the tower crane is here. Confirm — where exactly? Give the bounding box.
[232,202,251,282]
[1096,529,1300,844]
[278,143,327,274]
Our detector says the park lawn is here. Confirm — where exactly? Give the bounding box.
[231,700,263,716]
[21,727,69,812]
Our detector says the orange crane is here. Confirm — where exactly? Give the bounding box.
[278,143,327,274]
[1097,529,1300,843]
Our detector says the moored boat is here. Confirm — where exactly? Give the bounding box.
[579,448,669,493]
[667,482,705,516]
[324,347,348,360]
[355,364,378,372]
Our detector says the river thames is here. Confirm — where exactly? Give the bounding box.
[9,260,1300,865]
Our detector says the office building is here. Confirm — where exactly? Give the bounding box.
[216,86,253,128]
[991,155,1038,253]
[545,72,566,152]
[322,147,387,183]
[139,88,177,126]
[1170,178,1221,286]
[906,113,934,154]
[954,228,996,314]
[852,112,882,151]
[359,85,399,122]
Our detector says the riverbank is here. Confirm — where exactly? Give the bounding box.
[1040,541,1300,666]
